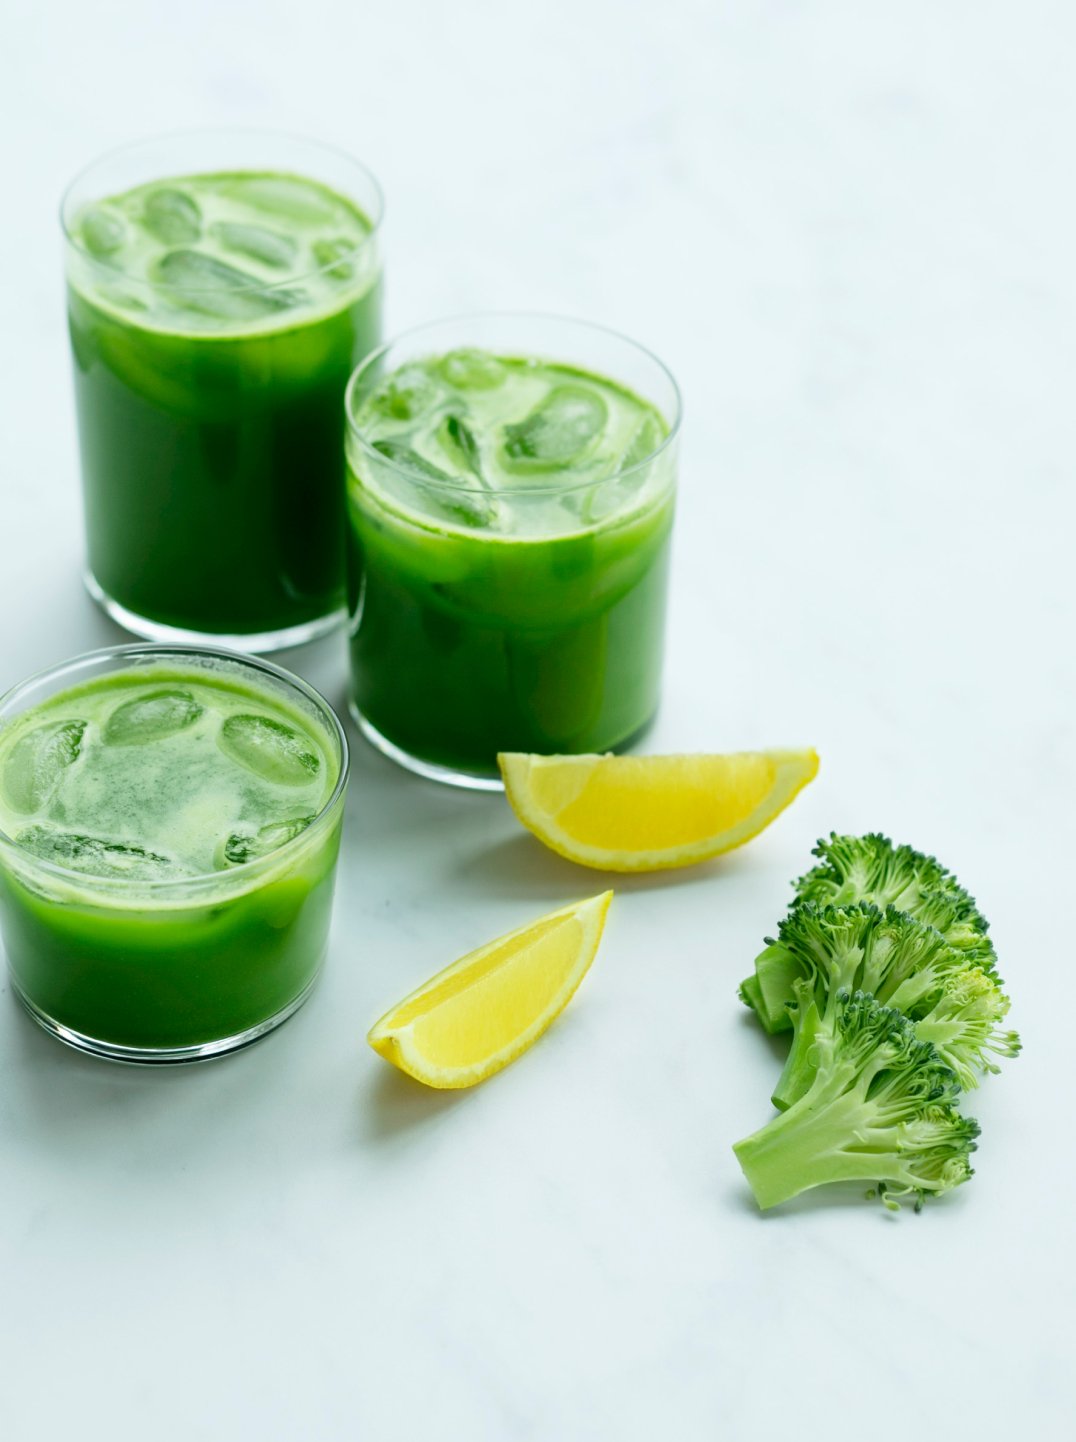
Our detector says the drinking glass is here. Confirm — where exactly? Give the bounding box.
[63,131,384,650]
[0,644,349,1063]
[344,314,681,788]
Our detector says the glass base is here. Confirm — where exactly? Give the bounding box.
[84,570,347,656]
[11,974,319,1066]
[350,702,504,791]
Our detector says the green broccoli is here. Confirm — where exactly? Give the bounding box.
[740,834,998,1033]
[732,989,980,1211]
[795,832,995,965]
[913,968,1022,1088]
[795,832,983,915]
[763,904,1018,1108]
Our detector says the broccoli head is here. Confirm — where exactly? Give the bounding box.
[743,900,960,1036]
[794,833,994,957]
[740,835,999,1033]
[732,989,980,1211]
[914,968,1022,1090]
[762,904,1017,1108]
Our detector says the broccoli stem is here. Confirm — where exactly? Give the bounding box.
[771,996,824,1110]
[741,942,800,1034]
[733,1092,906,1209]
[738,973,764,1017]
[734,990,979,1211]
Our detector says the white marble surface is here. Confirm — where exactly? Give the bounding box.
[1,2,1073,1437]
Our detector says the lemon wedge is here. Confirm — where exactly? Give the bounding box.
[367,892,612,1089]
[498,749,819,872]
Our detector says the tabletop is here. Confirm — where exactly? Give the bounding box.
[1,3,1072,1439]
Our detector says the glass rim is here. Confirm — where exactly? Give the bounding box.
[60,126,384,298]
[0,643,350,896]
[344,310,683,497]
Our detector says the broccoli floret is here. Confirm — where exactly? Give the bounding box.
[749,899,951,1045]
[740,835,999,1032]
[795,832,993,954]
[766,904,1017,1108]
[796,832,982,912]
[732,989,980,1211]
[914,969,1021,1090]
[903,890,999,977]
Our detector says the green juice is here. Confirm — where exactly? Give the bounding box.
[346,346,677,780]
[66,169,382,644]
[0,654,346,1060]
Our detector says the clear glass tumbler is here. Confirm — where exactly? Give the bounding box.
[62,130,384,651]
[0,645,349,1063]
[344,314,681,788]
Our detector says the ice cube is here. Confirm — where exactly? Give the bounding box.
[439,349,506,391]
[571,414,666,523]
[227,176,336,224]
[433,491,500,528]
[438,414,484,479]
[80,206,126,257]
[573,476,635,525]
[103,688,204,746]
[16,826,179,880]
[2,720,87,814]
[371,440,498,528]
[221,814,315,866]
[97,286,150,314]
[502,385,608,470]
[368,365,444,423]
[212,222,298,270]
[153,250,297,321]
[620,414,664,469]
[312,236,356,280]
[142,187,203,244]
[219,715,321,787]
[371,439,454,483]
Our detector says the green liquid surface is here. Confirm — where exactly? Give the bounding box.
[0,664,344,1052]
[68,169,382,638]
[347,350,676,775]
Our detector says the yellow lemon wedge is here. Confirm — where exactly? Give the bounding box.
[498,749,820,872]
[367,892,612,1089]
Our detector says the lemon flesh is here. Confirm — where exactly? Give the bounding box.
[498,750,819,872]
[367,892,612,1089]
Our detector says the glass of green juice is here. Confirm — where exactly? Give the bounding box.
[0,645,349,1063]
[344,315,681,788]
[62,131,384,651]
